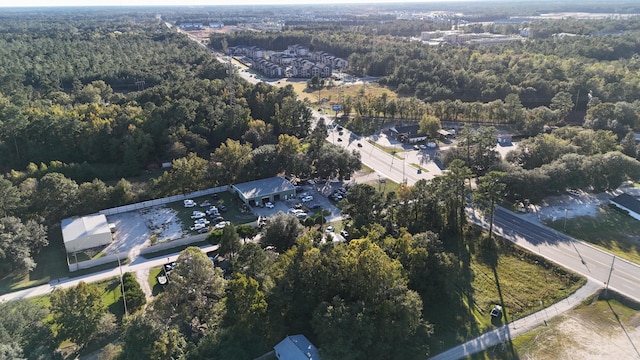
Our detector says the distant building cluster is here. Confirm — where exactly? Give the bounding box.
[228,44,349,79]
[420,30,524,46]
[178,22,225,30]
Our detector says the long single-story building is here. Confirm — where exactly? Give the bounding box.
[61,214,113,253]
[610,193,640,221]
[274,334,321,360]
[388,125,427,144]
[232,176,296,207]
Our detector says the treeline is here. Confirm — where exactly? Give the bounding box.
[213,18,640,108]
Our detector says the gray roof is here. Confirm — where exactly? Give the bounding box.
[61,214,110,243]
[233,177,295,200]
[274,334,321,360]
[611,193,640,214]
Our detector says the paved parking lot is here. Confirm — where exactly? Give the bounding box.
[251,185,343,222]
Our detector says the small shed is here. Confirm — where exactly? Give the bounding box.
[232,176,296,207]
[610,193,640,221]
[274,334,321,360]
[61,214,113,253]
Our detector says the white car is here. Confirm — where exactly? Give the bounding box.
[289,208,305,215]
[199,200,211,207]
[301,195,314,202]
[190,223,206,231]
[265,202,275,208]
[190,211,206,219]
[194,218,210,226]
[184,199,196,208]
[205,206,219,216]
[427,142,437,149]
[214,221,230,230]
[295,212,308,219]
[325,226,335,232]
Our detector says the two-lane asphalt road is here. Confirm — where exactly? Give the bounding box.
[324,123,441,185]
[472,206,640,302]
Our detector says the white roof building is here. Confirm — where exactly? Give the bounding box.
[61,214,113,253]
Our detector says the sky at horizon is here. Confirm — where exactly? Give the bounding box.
[0,0,470,8]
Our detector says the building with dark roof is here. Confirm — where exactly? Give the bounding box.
[610,193,640,221]
[274,334,321,360]
[232,177,296,207]
[388,124,427,143]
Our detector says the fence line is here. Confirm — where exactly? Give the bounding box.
[99,186,229,216]
[68,251,128,272]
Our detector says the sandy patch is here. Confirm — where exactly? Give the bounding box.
[520,313,640,360]
[522,191,617,223]
[106,206,186,258]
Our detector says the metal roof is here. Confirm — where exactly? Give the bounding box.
[274,334,321,360]
[61,214,110,244]
[611,193,640,215]
[233,177,295,200]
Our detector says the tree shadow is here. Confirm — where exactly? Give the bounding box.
[603,292,640,358]
[490,257,519,359]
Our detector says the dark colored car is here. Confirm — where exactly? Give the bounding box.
[211,216,225,224]
[218,205,228,212]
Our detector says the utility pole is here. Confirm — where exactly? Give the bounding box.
[118,256,129,318]
[605,255,615,297]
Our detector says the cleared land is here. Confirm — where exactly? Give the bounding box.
[504,292,640,360]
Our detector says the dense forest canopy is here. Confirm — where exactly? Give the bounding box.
[1,5,639,359]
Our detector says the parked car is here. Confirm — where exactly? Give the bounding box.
[184,199,196,208]
[218,204,228,212]
[212,193,219,200]
[205,206,218,216]
[214,221,230,229]
[295,186,305,192]
[211,216,225,224]
[190,211,206,219]
[337,137,343,142]
[194,218,210,226]
[265,202,275,208]
[190,223,206,231]
[289,208,305,215]
[197,226,210,233]
[419,144,427,150]
[490,305,502,318]
[413,145,420,150]
[302,195,314,202]
[199,200,211,207]
[340,230,349,238]
[325,225,335,232]
[295,212,308,219]
[427,142,437,149]
[357,142,363,147]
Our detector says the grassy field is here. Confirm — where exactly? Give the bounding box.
[364,177,401,195]
[427,235,585,356]
[285,79,398,110]
[547,205,640,264]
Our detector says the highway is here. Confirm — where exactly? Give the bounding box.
[471,206,640,302]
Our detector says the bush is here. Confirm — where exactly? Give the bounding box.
[207,229,223,245]
[122,272,146,313]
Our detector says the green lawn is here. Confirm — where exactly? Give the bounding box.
[547,205,640,264]
[365,177,401,195]
[366,139,404,158]
[427,235,585,356]
[148,265,165,296]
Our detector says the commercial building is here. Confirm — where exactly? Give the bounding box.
[232,176,296,207]
[61,214,113,253]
